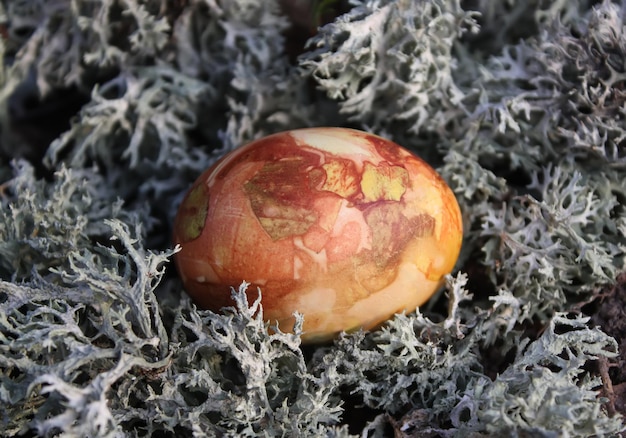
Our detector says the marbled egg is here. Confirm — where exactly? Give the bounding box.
[173,127,462,343]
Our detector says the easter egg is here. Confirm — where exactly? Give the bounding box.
[173,127,463,343]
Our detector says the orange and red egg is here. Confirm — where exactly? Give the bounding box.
[173,127,463,343]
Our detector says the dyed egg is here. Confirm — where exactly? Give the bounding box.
[173,127,462,343]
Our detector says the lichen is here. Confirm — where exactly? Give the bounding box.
[1,0,625,436]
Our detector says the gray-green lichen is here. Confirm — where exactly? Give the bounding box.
[1,0,625,436]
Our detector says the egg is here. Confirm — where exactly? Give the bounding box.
[173,127,463,343]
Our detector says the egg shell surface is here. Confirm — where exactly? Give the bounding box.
[173,127,463,343]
